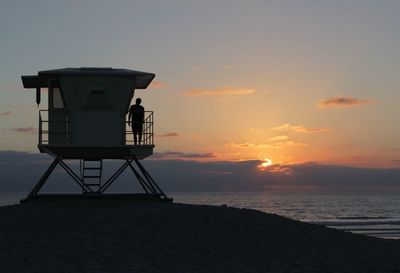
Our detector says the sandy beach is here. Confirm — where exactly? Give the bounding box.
[0,200,399,273]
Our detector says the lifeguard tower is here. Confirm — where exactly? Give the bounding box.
[21,67,170,201]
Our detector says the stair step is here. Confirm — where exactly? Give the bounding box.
[81,159,103,193]
[84,160,102,162]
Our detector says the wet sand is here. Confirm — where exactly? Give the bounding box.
[0,200,399,273]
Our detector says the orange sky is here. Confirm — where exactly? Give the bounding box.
[1,1,400,168]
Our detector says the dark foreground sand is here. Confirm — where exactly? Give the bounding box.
[0,200,399,273]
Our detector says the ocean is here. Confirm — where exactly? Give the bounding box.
[2,192,400,239]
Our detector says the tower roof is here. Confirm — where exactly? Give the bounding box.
[22,67,155,89]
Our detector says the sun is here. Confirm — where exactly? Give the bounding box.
[258,158,273,171]
[261,159,272,167]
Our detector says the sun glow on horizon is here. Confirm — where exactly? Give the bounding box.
[258,158,273,171]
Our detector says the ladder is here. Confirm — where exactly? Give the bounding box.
[80,159,103,193]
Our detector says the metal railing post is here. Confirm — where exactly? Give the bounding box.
[39,111,42,145]
[152,111,154,145]
[38,110,69,145]
[124,111,154,146]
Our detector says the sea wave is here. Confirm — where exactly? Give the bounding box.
[336,216,391,220]
[311,219,400,226]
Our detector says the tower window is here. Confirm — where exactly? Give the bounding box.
[53,87,65,109]
[82,90,112,109]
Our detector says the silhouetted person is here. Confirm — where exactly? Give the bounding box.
[128,98,145,145]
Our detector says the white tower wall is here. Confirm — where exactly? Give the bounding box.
[56,76,135,146]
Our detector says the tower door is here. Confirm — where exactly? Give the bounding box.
[48,83,68,145]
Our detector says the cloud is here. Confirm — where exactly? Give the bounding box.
[223,64,232,70]
[268,136,307,147]
[268,135,307,148]
[185,86,255,97]
[149,81,168,89]
[269,140,307,148]
[156,132,179,137]
[152,151,216,160]
[265,164,293,174]
[1,151,400,193]
[318,96,376,109]
[224,139,306,150]
[269,135,289,142]
[382,147,398,152]
[272,123,330,133]
[224,142,252,148]
[224,142,269,149]
[0,111,12,116]
[10,127,38,134]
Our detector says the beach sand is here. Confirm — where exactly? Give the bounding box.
[0,200,399,273]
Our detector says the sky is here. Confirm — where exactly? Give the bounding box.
[1,1,400,192]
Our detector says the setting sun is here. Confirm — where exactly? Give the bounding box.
[258,158,273,171]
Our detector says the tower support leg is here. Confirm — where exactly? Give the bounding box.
[100,156,169,200]
[127,161,152,193]
[23,156,171,202]
[100,159,132,193]
[27,156,62,198]
[132,157,168,198]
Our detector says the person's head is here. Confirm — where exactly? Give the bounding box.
[136,98,142,105]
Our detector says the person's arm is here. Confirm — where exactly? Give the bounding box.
[140,107,145,123]
[128,108,132,127]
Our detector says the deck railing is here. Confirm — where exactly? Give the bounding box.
[39,110,70,145]
[125,111,154,145]
[38,110,154,146]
